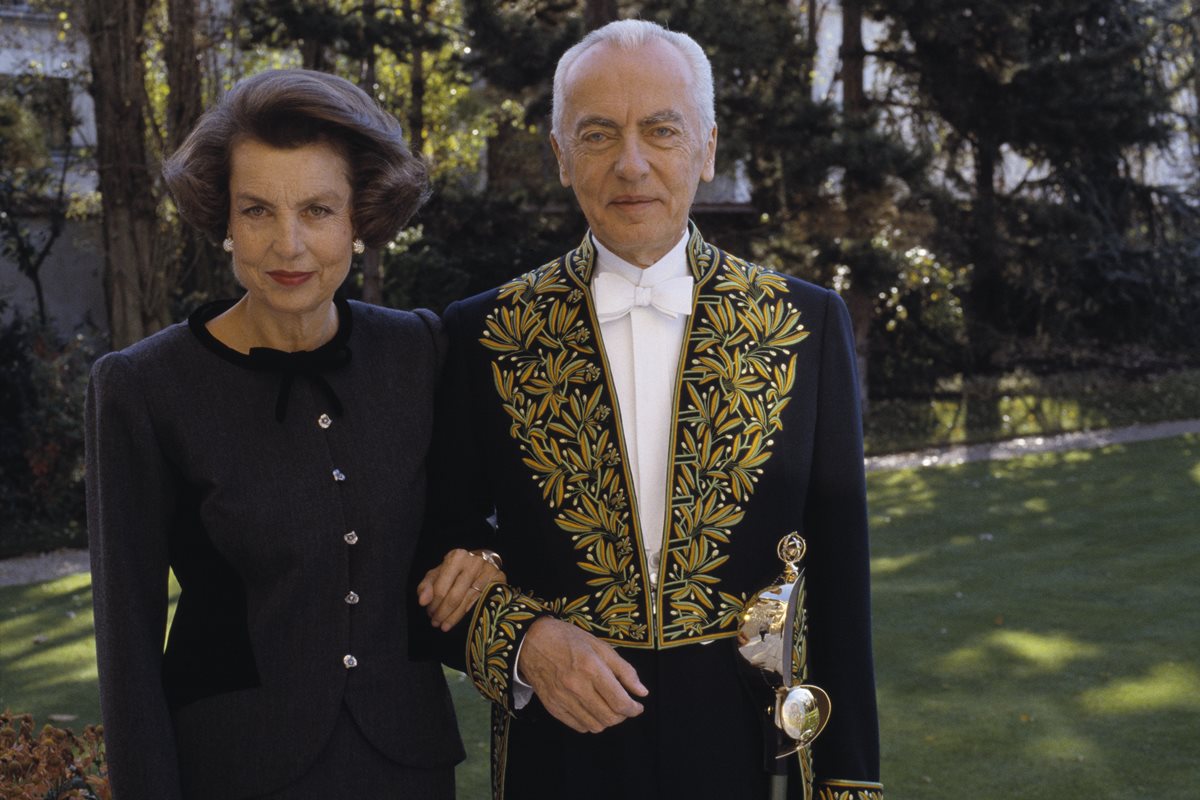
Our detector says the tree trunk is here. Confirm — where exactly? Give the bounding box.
[840,0,871,418]
[82,0,164,349]
[165,0,203,156]
[359,0,383,305]
[963,132,1004,438]
[166,0,226,308]
[965,132,1001,372]
[403,0,428,154]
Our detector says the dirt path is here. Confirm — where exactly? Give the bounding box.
[4,419,1197,588]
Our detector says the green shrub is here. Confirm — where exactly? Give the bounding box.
[0,305,97,558]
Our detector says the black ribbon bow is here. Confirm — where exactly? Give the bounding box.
[246,344,352,422]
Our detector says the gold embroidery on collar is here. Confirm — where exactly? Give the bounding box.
[662,252,810,641]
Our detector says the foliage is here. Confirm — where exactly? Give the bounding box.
[0,711,109,800]
[868,0,1200,369]
[383,185,583,311]
[0,305,95,558]
[864,367,1200,454]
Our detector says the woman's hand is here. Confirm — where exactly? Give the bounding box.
[417,549,506,631]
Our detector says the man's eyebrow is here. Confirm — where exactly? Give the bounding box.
[574,116,620,134]
[641,110,686,127]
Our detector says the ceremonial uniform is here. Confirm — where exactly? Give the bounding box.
[423,227,882,799]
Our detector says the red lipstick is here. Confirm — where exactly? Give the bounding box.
[267,271,314,286]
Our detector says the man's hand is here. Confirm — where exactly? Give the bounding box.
[417,548,506,631]
[519,617,648,733]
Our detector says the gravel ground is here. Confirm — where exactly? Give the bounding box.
[0,547,92,588]
[3,419,1196,588]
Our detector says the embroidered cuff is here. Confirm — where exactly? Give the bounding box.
[816,779,885,800]
[466,583,548,709]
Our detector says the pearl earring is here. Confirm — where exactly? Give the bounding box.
[222,237,234,253]
[352,239,365,255]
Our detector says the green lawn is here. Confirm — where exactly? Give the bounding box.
[2,433,1197,798]
[871,433,1200,797]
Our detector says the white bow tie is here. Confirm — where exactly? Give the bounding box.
[593,272,694,323]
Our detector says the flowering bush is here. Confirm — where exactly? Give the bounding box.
[0,711,109,799]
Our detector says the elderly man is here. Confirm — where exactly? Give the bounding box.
[419,18,882,800]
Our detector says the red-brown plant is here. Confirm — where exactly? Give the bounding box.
[0,711,110,799]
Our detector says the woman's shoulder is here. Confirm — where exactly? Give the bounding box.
[347,300,441,341]
[346,300,445,362]
[91,321,195,376]
[347,299,437,327]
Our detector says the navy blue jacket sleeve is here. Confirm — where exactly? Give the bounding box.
[803,289,883,794]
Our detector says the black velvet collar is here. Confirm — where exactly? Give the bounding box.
[187,295,353,422]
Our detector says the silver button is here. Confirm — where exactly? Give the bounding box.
[318,413,332,429]
[332,469,346,482]
[345,591,360,605]
[344,530,359,545]
[343,654,358,669]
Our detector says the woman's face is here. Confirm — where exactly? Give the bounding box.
[226,138,355,320]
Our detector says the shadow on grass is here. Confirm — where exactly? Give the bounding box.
[0,573,103,726]
[869,434,1200,798]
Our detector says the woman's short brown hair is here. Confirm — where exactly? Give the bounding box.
[163,69,430,248]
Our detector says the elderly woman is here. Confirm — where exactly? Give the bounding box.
[85,69,498,799]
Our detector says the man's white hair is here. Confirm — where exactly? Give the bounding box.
[551,18,715,140]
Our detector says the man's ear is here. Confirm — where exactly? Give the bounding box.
[701,125,718,183]
[550,134,572,188]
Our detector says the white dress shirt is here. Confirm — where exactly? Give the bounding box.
[590,231,692,582]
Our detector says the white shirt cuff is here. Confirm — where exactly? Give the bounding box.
[511,634,534,709]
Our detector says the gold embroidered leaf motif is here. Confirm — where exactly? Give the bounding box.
[559,493,622,535]
[498,261,571,303]
[716,591,749,628]
[468,586,545,705]
[716,258,790,298]
[518,350,577,417]
[816,790,884,800]
[662,255,810,642]
[691,299,749,353]
[481,304,547,355]
[543,297,591,351]
[521,438,569,507]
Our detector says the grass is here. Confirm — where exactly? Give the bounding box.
[871,433,1200,797]
[2,433,1198,798]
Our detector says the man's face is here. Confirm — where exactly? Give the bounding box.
[551,38,717,267]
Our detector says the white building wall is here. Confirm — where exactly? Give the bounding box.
[0,3,105,335]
